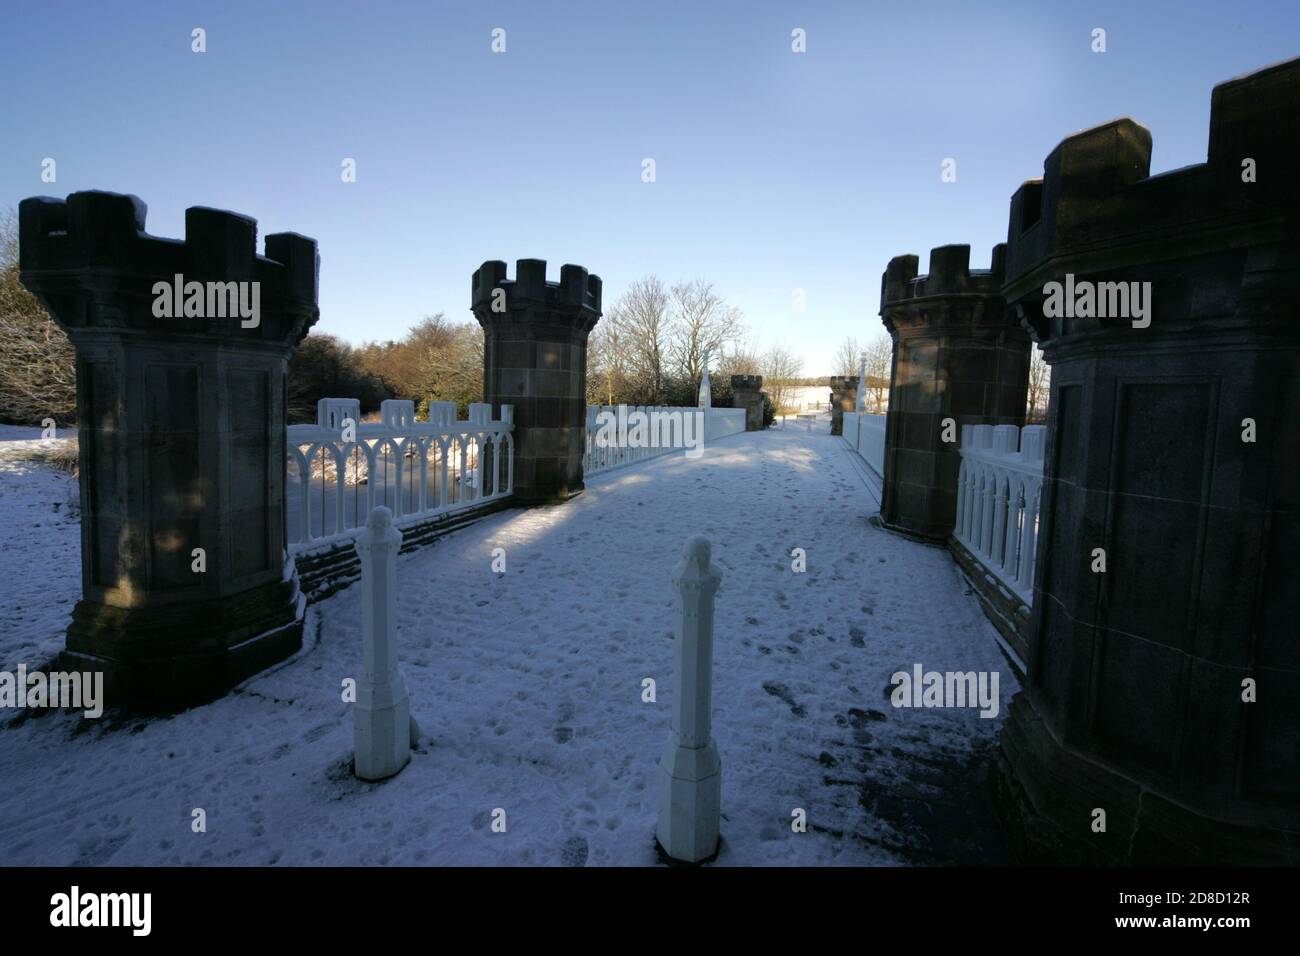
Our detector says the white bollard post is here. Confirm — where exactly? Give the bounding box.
[657,535,723,863]
[353,506,413,781]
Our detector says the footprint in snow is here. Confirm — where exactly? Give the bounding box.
[560,835,589,867]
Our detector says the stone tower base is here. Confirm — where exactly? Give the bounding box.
[996,694,1300,865]
[60,562,305,712]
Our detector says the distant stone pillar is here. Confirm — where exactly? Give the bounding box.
[657,535,723,863]
[19,190,318,710]
[472,259,602,505]
[828,376,858,435]
[998,58,1300,864]
[353,506,412,782]
[878,244,1030,541]
[698,350,712,409]
[856,354,869,412]
[730,375,766,431]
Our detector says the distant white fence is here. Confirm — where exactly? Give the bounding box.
[953,423,1046,606]
[287,398,514,553]
[840,412,886,475]
[583,405,746,476]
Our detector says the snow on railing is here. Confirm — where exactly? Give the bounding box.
[841,412,886,476]
[953,423,1046,606]
[286,398,513,553]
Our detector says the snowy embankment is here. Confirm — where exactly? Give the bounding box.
[0,425,1016,866]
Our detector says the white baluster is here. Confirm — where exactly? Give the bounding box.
[992,477,1008,565]
[1004,483,1023,577]
[980,471,997,558]
[1018,482,1040,593]
[416,437,430,514]
[292,446,312,545]
[457,434,468,505]
[436,438,450,510]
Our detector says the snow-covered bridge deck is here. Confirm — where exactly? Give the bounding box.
[0,425,1015,865]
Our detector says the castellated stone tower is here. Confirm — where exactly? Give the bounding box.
[19,190,319,710]
[730,374,766,431]
[878,244,1031,541]
[828,376,858,436]
[472,259,602,504]
[997,57,1300,865]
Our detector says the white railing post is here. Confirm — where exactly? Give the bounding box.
[353,506,413,781]
[657,535,723,863]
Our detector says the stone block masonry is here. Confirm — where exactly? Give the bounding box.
[997,57,1300,865]
[472,259,601,505]
[730,374,766,431]
[878,244,1031,542]
[19,190,319,710]
[828,376,857,436]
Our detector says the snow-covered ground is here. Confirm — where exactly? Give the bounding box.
[0,426,82,672]
[0,424,1017,866]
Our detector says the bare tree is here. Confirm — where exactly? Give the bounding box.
[668,279,743,385]
[1027,345,1051,423]
[761,344,804,415]
[607,276,671,403]
[863,333,893,413]
[585,321,614,405]
[834,336,862,378]
[0,210,77,425]
[716,332,763,379]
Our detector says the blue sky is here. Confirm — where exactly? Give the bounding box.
[3,1,1296,373]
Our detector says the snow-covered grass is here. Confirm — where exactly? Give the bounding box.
[0,426,1017,866]
[0,456,81,673]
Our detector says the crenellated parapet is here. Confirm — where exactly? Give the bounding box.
[1003,57,1300,339]
[730,374,763,392]
[471,258,602,332]
[20,190,319,349]
[881,243,1007,308]
[880,244,1009,338]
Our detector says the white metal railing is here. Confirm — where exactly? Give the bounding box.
[841,411,886,475]
[953,423,1046,605]
[582,405,746,475]
[286,398,514,553]
[583,405,686,475]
